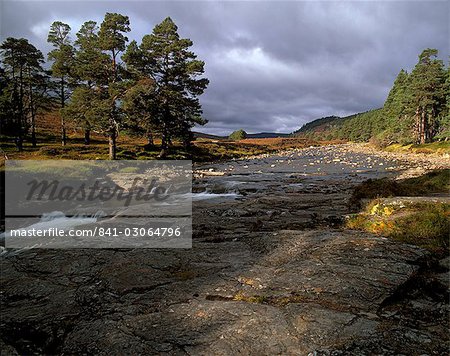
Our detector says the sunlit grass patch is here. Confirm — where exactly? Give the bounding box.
[346,201,450,254]
[385,141,450,155]
[392,204,449,252]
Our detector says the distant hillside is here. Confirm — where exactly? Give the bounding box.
[193,132,226,140]
[194,131,290,140]
[293,49,449,145]
[247,132,291,138]
[293,109,383,142]
[293,116,341,135]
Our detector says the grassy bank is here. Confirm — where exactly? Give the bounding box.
[346,200,449,254]
[384,141,450,155]
[349,169,450,209]
[347,169,450,255]
[0,133,323,164]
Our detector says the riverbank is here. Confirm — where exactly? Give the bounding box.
[340,142,449,179]
[1,136,324,163]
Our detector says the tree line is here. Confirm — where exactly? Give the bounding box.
[296,49,449,145]
[0,13,209,159]
[382,49,448,144]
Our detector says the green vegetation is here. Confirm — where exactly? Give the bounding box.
[347,169,450,254]
[0,38,48,150]
[384,141,450,154]
[47,21,74,146]
[4,160,102,179]
[294,116,340,134]
[392,203,449,251]
[0,14,208,159]
[0,136,305,163]
[229,291,336,308]
[346,201,449,254]
[122,17,208,157]
[233,291,267,304]
[229,129,248,141]
[295,49,449,146]
[349,169,450,209]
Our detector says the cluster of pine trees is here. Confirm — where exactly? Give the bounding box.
[382,49,449,144]
[0,13,209,159]
[297,49,449,145]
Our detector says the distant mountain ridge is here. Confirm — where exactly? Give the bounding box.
[193,131,291,140]
[293,49,449,144]
[193,132,226,140]
[247,132,291,138]
[292,109,384,142]
[293,116,342,135]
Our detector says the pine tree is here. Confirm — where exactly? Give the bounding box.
[67,14,130,157]
[47,21,75,146]
[73,21,109,86]
[435,63,450,140]
[62,85,110,145]
[0,38,46,150]
[62,21,105,145]
[0,67,11,137]
[26,66,51,147]
[408,49,446,144]
[66,21,109,144]
[122,77,157,147]
[124,17,209,157]
[98,13,130,159]
[382,69,413,143]
[384,69,409,118]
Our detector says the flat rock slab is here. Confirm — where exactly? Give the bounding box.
[1,229,429,355]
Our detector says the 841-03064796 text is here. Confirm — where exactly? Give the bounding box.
[9,226,184,238]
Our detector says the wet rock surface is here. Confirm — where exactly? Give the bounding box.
[1,144,449,355]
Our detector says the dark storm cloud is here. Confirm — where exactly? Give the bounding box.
[1,0,448,135]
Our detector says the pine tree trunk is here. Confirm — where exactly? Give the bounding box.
[17,66,24,152]
[109,130,116,160]
[429,107,436,141]
[414,107,421,144]
[84,129,90,145]
[420,110,426,144]
[112,50,117,82]
[61,76,66,146]
[15,137,23,152]
[158,148,166,159]
[29,74,37,148]
[183,139,190,151]
[159,137,167,158]
[31,123,36,148]
[108,100,118,159]
[159,130,168,158]
[61,117,66,146]
[183,131,192,151]
[146,130,154,147]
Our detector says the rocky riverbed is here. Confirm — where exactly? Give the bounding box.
[1,144,449,355]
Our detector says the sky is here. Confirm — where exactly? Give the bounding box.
[1,1,449,136]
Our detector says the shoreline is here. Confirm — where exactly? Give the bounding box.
[196,142,450,178]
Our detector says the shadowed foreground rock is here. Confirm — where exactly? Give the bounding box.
[2,230,447,355]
